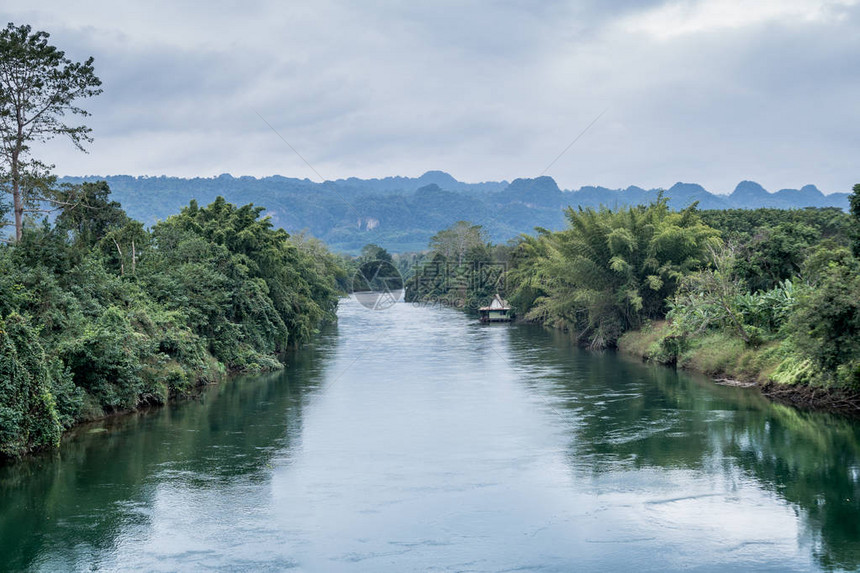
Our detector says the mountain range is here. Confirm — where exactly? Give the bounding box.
[58,171,851,253]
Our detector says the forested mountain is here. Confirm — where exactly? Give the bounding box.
[58,172,851,253]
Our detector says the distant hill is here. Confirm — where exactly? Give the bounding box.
[58,172,851,254]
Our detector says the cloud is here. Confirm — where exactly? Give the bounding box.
[2,0,859,194]
[622,0,859,39]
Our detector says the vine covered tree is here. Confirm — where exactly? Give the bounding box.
[0,22,102,241]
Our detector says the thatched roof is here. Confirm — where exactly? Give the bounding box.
[479,294,510,311]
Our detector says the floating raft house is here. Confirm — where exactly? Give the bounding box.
[479,294,512,323]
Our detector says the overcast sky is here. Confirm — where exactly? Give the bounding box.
[3,0,858,193]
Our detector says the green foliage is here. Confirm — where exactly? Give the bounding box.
[668,246,750,342]
[407,221,508,313]
[669,246,797,347]
[770,355,819,387]
[0,314,63,457]
[620,321,789,385]
[55,181,128,252]
[789,262,860,388]
[357,243,393,264]
[850,184,860,257]
[0,188,344,458]
[676,331,749,376]
[505,233,551,313]
[700,208,854,292]
[428,221,487,265]
[508,197,719,348]
[0,23,102,241]
[59,306,149,411]
[142,197,341,362]
[525,193,860,393]
[352,243,403,294]
[390,250,427,284]
[801,241,856,284]
[734,280,796,333]
[700,207,852,247]
[732,223,817,292]
[635,192,860,391]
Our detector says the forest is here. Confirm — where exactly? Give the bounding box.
[407,193,860,406]
[0,184,345,457]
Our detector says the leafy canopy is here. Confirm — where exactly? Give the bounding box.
[509,197,720,348]
[0,22,102,240]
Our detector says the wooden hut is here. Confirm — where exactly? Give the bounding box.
[479,294,512,323]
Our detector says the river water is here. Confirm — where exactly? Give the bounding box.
[2,298,860,572]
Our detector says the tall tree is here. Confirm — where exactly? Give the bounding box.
[358,243,393,264]
[0,23,102,241]
[850,183,860,257]
[428,221,487,265]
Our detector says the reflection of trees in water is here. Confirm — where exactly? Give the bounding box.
[0,330,335,571]
[729,406,860,570]
[508,324,860,571]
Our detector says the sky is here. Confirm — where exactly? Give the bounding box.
[2,0,859,194]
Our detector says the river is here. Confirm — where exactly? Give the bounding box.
[1,297,859,572]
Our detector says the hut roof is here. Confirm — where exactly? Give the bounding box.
[479,294,510,311]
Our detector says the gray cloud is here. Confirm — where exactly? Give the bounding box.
[2,0,858,194]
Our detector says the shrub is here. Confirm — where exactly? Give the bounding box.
[0,314,63,457]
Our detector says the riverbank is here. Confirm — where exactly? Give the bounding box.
[0,354,288,465]
[0,192,345,459]
[618,322,860,416]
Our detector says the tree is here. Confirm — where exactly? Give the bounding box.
[790,262,860,387]
[733,222,817,292]
[54,181,127,249]
[428,221,487,265]
[53,181,150,273]
[144,197,341,356]
[850,183,860,257]
[0,23,102,241]
[354,243,401,295]
[407,221,493,308]
[358,243,393,264]
[512,198,720,348]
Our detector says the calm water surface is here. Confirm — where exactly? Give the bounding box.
[2,298,860,572]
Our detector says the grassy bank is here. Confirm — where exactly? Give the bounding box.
[618,322,860,414]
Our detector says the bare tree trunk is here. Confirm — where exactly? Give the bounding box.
[113,237,124,276]
[12,182,22,242]
[11,149,22,242]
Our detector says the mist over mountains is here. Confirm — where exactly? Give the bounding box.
[59,171,851,253]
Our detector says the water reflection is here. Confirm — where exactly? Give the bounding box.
[0,328,335,571]
[0,299,859,571]
[506,325,860,570]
